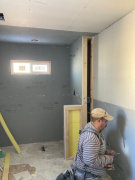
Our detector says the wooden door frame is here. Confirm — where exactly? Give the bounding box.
[64,36,93,160]
[82,36,93,124]
[64,105,83,160]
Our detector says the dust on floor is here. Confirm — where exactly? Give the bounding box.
[0,141,113,180]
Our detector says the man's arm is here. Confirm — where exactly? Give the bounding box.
[83,134,112,168]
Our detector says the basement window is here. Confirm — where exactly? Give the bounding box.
[11,61,51,75]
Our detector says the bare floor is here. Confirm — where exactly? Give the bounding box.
[0,141,113,180]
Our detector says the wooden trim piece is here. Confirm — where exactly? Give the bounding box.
[82,36,92,40]
[64,106,83,111]
[82,36,93,123]
[67,155,75,160]
[80,109,83,130]
[82,37,88,127]
[0,113,21,154]
[66,110,69,160]
[2,168,9,180]
[90,38,94,113]
[64,110,69,160]
[2,153,10,180]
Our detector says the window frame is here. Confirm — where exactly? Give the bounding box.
[11,60,51,75]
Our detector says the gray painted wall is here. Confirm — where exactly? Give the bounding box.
[70,38,82,105]
[0,42,71,146]
[94,99,134,180]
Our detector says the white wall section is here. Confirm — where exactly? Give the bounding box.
[94,9,135,110]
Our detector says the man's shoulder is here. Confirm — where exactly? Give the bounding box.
[84,122,91,128]
[80,129,100,143]
[80,123,101,144]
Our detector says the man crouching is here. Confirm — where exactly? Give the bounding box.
[72,108,114,180]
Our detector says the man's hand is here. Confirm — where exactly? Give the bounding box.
[108,155,114,164]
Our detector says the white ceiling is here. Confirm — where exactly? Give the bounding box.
[0,0,135,45]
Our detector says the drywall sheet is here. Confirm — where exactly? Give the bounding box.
[69,110,80,156]
[93,9,135,110]
[70,38,82,105]
[94,99,135,180]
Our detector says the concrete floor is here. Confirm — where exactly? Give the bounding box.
[0,141,113,180]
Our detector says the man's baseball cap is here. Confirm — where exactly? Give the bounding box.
[91,108,114,121]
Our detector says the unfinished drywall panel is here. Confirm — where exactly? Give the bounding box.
[0,42,71,146]
[111,14,131,109]
[97,27,113,103]
[93,9,135,180]
[70,38,82,105]
[94,9,135,110]
[93,31,113,102]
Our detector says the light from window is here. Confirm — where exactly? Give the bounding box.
[13,63,31,73]
[11,61,51,75]
[33,65,47,72]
